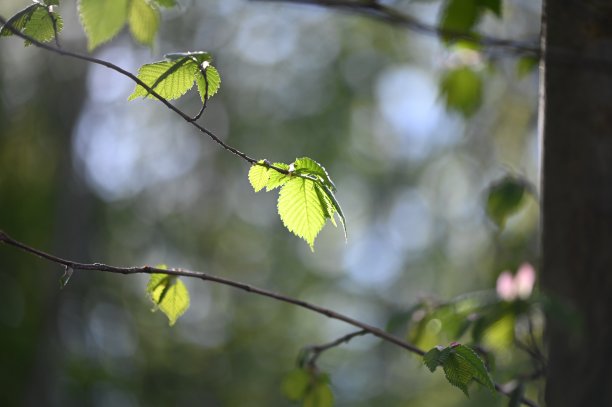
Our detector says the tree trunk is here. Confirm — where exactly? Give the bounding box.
[541,1,612,405]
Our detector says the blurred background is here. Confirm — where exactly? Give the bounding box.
[0,0,542,405]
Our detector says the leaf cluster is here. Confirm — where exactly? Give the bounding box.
[0,1,63,46]
[248,158,346,250]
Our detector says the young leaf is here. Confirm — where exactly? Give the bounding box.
[278,177,327,250]
[0,4,40,37]
[485,176,527,228]
[281,369,311,401]
[452,345,495,391]
[129,59,198,101]
[146,271,190,326]
[249,161,270,192]
[23,7,63,46]
[318,183,347,239]
[443,351,474,396]
[196,64,222,102]
[423,346,443,372]
[265,163,291,191]
[78,0,129,51]
[440,0,480,38]
[59,266,74,289]
[293,157,337,192]
[128,0,160,46]
[303,382,334,407]
[440,66,483,117]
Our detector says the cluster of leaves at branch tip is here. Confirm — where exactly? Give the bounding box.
[1,1,63,46]
[146,265,190,326]
[282,368,334,407]
[423,343,494,397]
[78,0,175,50]
[248,157,346,251]
[129,51,221,103]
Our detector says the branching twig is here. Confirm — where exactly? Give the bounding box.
[301,329,368,368]
[0,230,539,407]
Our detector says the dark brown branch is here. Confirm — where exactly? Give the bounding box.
[0,15,290,176]
[253,0,540,56]
[0,230,539,407]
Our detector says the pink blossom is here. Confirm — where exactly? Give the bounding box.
[496,263,536,301]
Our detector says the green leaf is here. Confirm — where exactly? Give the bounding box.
[266,163,291,191]
[485,176,527,228]
[23,7,63,46]
[128,0,160,46]
[78,0,128,51]
[303,382,334,407]
[317,183,347,239]
[196,64,222,102]
[281,369,310,401]
[293,157,336,192]
[165,51,212,64]
[443,351,474,396]
[43,0,61,6]
[153,0,176,7]
[129,59,198,101]
[0,4,40,37]
[440,0,480,37]
[278,177,327,250]
[452,345,495,391]
[146,270,190,326]
[423,347,443,372]
[440,66,483,117]
[477,0,502,17]
[248,161,270,192]
[516,56,538,78]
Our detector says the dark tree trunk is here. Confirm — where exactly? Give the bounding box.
[541,1,612,405]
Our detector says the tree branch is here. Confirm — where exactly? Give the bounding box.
[301,329,369,368]
[0,230,539,407]
[253,0,540,56]
[0,15,290,176]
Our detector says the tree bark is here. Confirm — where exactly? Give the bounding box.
[541,1,612,405]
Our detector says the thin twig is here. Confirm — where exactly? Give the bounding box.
[302,329,368,367]
[253,0,540,56]
[0,230,539,407]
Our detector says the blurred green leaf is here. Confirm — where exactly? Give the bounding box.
[517,56,539,78]
[146,269,190,326]
[282,369,311,401]
[78,0,128,51]
[477,0,502,17]
[440,0,480,37]
[485,176,527,228]
[153,0,176,8]
[43,0,61,6]
[303,383,334,407]
[128,0,160,46]
[440,67,483,116]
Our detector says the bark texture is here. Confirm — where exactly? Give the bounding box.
[541,1,612,405]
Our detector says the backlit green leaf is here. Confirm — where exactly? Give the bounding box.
[128,0,160,46]
[278,177,327,250]
[129,59,198,101]
[23,7,63,46]
[266,163,291,191]
[440,0,479,37]
[304,382,334,407]
[440,66,483,116]
[1,4,40,37]
[196,64,222,102]
[293,157,336,192]
[78,0,128,51]
[146,269,190,326]
[249,161,270,192]
[485,176,527,228]
[281,369,310,401]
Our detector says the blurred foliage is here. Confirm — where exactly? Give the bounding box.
[0,0,544,406]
